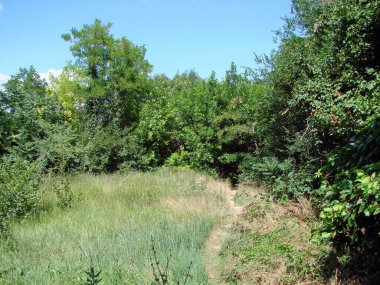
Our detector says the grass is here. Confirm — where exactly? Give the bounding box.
[219,184,325,285]
[0,169,225,284]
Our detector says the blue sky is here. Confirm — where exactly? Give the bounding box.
[0,0,291,83]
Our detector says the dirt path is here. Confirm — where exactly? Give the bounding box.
[202,179,243,284]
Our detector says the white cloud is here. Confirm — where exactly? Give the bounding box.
[38,68,62,82]
[0,3,3,11]
[0,73,10,90]
[0,69,62,90]
[0,73,10,82]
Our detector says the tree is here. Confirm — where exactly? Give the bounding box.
[0,67,62,158]
[62,19,152,128]
[58,19,153,171]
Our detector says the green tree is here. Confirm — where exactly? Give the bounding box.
[0,68,62,157]
[58,19,153,171]
[62,18,152,129]
[0,67,79,171]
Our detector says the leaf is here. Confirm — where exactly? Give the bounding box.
[321,232,332,239]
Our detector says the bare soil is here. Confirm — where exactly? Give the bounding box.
[201,178,243,285]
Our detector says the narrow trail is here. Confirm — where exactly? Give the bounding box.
[202,179,244,285]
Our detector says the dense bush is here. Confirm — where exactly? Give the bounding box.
[0,157,41,231]
[226,2,380,275]
[35,123,80,172]
[318,119,380,253]
[80,124,126,172]
[239,156,313,200]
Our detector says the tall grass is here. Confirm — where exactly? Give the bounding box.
[0,170,225,284]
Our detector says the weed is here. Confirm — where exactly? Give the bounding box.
[84,266,102,285]
[150,236,192,285]
[243,200,269,222]
[54,175,82,209]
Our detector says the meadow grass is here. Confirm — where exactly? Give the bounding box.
[0,169,225,284]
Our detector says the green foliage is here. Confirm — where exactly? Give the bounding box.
[0,156,41,232]
[239,156,312,199]
[243,0,380,269]
[62,18,152,129]
[248,0,379,197]
[317,119,380,253]
[0,67,78,172]
[319,168,380,245]
[135,66,260,181]
[46,175,82,209]
[56,19,154,173]
[118,132,156,171]
[0,67,62,156]
[35,123,80,172]
[84,267,102,285]
[80,124,127,172]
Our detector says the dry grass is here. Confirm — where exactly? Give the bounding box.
[219,184,325,285]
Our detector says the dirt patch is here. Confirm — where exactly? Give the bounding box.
[201,178,242,284]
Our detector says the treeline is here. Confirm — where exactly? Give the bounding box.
[1,0,379,278]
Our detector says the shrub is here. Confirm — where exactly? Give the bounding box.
[0,156,41,232]
[317,119,380,253]
[35,123,80,172]
[81,125,126,172]
[48,175,82,209]
[239,155,312,200]
[318,166,380,251]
